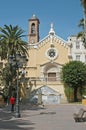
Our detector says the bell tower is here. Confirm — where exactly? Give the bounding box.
[28,14,40,44]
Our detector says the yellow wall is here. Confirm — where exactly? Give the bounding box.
[27,37,69,78]
[25,35,70,103]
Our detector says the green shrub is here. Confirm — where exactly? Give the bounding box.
[64,86,74,102]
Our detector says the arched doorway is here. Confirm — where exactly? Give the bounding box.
[41,62,62,82]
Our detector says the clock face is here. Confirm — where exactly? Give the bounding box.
[46,48,58,60]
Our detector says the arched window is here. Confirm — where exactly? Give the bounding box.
[31,23,35,34]
[43,63,61,82]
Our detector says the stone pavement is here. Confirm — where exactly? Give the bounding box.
[0,104,86,130]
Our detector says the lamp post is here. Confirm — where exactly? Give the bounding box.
[8,53,28,118]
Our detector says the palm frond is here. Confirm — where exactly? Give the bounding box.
[0,24,28,60]
[81,0,86,14]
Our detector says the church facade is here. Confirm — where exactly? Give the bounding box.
[0,15,86,104]
[25,15,72,104]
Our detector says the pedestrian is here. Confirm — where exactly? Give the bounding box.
[10,96,15,112]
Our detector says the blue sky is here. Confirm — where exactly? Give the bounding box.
[0,0,84,41]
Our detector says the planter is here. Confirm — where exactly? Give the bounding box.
[82,99,86,105]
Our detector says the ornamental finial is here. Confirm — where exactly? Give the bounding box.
[49,23,55,35]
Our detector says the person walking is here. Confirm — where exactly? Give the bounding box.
[10,96,15,112]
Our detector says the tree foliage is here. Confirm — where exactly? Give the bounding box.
[0,24,28,60]
[61,61,86,101]
[77,18,86,47]
[1,63,16,98]
[0,25,28,99]
[81,0,86,14]
[77,0,86,47]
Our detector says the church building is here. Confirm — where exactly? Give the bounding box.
[25,15,72,104]
[0,15,86,104]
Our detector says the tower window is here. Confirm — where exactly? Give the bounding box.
[31,23,35,34]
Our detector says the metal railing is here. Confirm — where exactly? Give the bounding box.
[29,77,61,82]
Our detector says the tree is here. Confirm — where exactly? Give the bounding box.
[0,25,28,98]
[61,61,86,102]
[1,63,16,98]
[0,24,28,60]
[77,0,86,47]
[81,0,86,14]
[77,19,86,45]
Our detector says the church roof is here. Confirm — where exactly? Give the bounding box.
[37,24,68,47]
[28,23,68,48]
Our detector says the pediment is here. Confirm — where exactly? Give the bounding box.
[28,33,70,66]
[29,34,68,49]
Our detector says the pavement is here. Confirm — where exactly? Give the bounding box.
[0,103,86,130]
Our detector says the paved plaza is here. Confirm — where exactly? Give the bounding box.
[0,104,86,130]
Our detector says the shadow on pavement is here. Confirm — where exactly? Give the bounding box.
[0,119,35,130]
[20,103,46,111]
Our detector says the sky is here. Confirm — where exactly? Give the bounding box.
[0,0,84,41]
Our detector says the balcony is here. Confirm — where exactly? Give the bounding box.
[27,77,62,86]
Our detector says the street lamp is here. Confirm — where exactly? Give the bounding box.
[8,53,28,118]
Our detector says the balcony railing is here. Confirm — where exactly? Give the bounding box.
[29,77,61,82]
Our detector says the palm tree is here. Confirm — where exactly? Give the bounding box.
[77,18,86,47]
[0,24,28,60]
[81,0,86,45]
[77,1,86,47]
[0,25,28,100]
[81,0,86,14]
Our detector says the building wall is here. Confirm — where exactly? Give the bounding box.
[27,37,69,78]
[26,21,71,103]
[25,16,72,103]
[68,36,86,62]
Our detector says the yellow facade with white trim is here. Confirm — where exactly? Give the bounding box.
[25,15,71,103]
